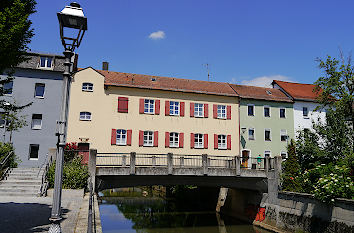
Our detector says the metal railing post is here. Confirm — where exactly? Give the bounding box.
[180,156,184,167]
[202,154,208,175]
[152,155,156,167]
[167,153,173,175]
[122,154,126,167]
[130,152,136,175]
[235,155,241,176]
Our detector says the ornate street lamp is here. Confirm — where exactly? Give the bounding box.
[49,2,87,232]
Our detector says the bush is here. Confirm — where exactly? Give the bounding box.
[47,156,89,189]
[282,139,302,192]
[0,142,19,168]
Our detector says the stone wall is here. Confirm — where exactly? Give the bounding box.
[254,191,354,233]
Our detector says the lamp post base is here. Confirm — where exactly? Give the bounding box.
[48,222,62,233]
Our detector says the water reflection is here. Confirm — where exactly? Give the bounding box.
[99,188,270,233]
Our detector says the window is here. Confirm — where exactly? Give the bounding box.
[82,83,93,92]
[280,129,287,142]
[248,128,255,140]
[118,97,129,113]
[116,129,127,145]
[281,151,287,159]
[39,56,53,68]
[217,105,226,119]
[264,151,271,157]
[248,105,254,116]
[3,81,13,95]
[194,133,204,148]
[144,99,155,114]
[169,101,179,116]
[80,112,91,121]
[303,107,308,117]
[265,129,271,141]
[143,131,154,146]
[280,108,286,118]
[169,132,179,147]
[29,144,39,160]
[264,106,270,117]
[194,103,204,117]
[31,114,42,130]
[218,135,226,149]
[35,83,45,98]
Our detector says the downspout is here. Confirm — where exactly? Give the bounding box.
[228,84,241,156]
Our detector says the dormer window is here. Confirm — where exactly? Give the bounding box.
[82,83,93,92]
[39,56,53,69]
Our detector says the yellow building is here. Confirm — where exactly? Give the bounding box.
[67,67,240,161]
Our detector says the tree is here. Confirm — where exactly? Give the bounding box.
[282,139,301,192]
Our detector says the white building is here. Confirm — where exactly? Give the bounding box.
[272,80,326,134]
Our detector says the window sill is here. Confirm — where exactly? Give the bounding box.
[29,158,39,160]
[265,140,271,142]
[194,147,204,149]
[82,90,94,92]
[37,67,54,71]
[303,116,310,119]
[116,143,127,146]
[248,115,254,117]
[248,138,255,141]
[169,145,179,148]
[79,119,92,121]
[217,117,227,120]
[218,147,227,150]
[35,96,44,99]
[143,144,153,147]
[143,112,155,115]
[4,94,12,97]
[194,115,204,118]
[31,128,42,130]
[169,114,180,116]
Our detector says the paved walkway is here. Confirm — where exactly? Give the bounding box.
[0,189,84,233]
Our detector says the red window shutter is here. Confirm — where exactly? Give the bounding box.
[190,133,194,148]
[118,97,128,113]
[155,100,160,115]
[139,130,144,146]
[213,104,218,119]
[165,101,170,116]
[154,131,159,147]
[165,132,169,148]
[180,102,185,116]
[139,99,144,114]
[227,106,231,120]
[204,134,208,148]
[190,103,194,117]
[227,135,231,150]
[127,130,132,146]
[214,134,218,149]
[179,133,184,148]
[204,104,208,118]
[111,129,117,145]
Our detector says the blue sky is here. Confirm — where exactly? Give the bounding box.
[29,0,354,87]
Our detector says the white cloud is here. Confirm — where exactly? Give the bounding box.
[148,30,166,40]
[233,75,294,88]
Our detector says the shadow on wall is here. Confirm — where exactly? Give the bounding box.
[0,202,69,233]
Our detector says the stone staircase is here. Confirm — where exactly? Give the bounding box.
[0,168,43,197]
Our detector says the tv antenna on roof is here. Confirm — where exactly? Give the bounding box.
[204,63,211,82]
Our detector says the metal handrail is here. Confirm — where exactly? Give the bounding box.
[39,153,53,196]
[0,151,14,181]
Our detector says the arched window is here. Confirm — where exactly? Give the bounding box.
[79,112,91,121]
[82,82,93,92]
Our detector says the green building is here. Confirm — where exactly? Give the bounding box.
[229,84,294,168]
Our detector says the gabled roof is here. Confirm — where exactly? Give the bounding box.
[228,84,292,102]
[272,80,322,101]
[96,70,239,97]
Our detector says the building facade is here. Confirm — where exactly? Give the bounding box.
[67,68,240,163]
[272,80,326,134]
[229,84,294,166]
[0,52,68,167]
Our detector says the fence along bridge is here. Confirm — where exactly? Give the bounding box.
[88,150,282,192]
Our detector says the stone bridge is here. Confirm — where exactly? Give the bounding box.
[88,149,282,196]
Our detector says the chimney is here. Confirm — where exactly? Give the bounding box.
[102,61,109,71]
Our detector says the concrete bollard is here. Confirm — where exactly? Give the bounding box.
[167,153,173,175]
[235,155,241,176]
[88,149,97,191]
[130,152,136,175]
[202,154,208,175]
[274,155,282,178]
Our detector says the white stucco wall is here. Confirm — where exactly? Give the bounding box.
[293,101,326,134]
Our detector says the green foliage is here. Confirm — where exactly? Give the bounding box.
[0,142,19,169]
[282,139,302,191]
[0,0,36,75]
[47,151,89,189]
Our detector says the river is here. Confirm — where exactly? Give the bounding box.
[98,187,271,233]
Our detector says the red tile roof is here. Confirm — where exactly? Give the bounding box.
[229,84,292,102]
[97,70,238,97]
[272,80,322,101]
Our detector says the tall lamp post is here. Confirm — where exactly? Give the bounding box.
[49,2,87,232]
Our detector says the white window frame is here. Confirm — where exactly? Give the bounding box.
[218,134,227,149]
[144,99,155,114]
[169,132,179,148]
[29,144,39,160]
[82,82,94,92]
[194,133,204,148]
[247,104,255,116]
[279,107,286,118]
[264,150,271,157]
[31,114,42,130]
[194,103,204,117]
[264,106,270,117]
[169,101,180,116]
[280,129,287,142]
[39,56,53,69]
[3,81,13,96]
[217,105,226,119]
[34,83,45,98]
[248,128,255,140]
[265,129,271,141]
[280,151,287,159]
[143,131,154,147]
[303,107,309,118]
[116,129,127,145]
[79,112,92,121]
